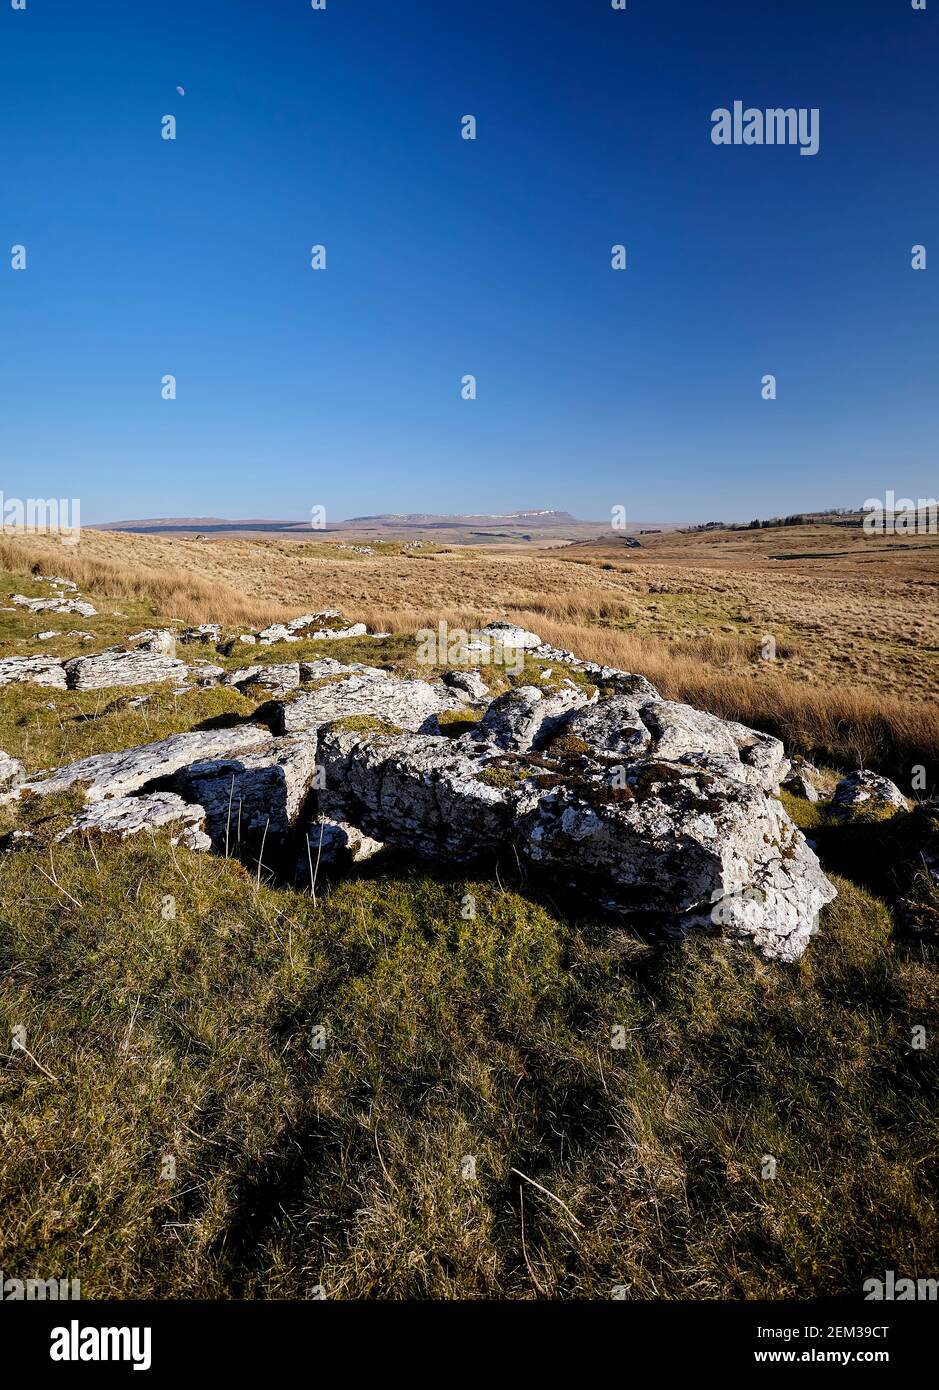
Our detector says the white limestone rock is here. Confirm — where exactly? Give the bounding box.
[0,751,26,793]
[832,770,909,820]
[63,649,189,691]
[0,656,68,689]
[9,725,274,803]
[476,684,596,752]
[276,672,458,735]
[57,792,210,849]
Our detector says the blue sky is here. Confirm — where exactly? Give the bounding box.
[1,0,936,524]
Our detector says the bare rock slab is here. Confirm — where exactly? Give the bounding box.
[276,673,457,735]
[11,725,275,802]
[0,656,68,689]
[64,650,189,691]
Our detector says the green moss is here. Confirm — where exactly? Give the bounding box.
[327,714,401,735]
[543,734,591,759]
[436,708,483,738]
[478,765,524,789]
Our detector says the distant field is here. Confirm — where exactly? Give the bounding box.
[1,523,936,777]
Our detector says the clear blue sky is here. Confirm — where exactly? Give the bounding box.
[1,0,936,524]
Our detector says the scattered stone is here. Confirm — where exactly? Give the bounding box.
[286,610,341,633]
[222,663,302,694]
[300,816,385,872]
[36,631,58,641]
[478,621,542,649]
[302,622,368,642]
[782,757,821,802]
[39,574,78,591]
[440,669,490,702]
[0,751,25,793]
[190,661,226,686]
[4,634,842,961]
[58,792,210,850]
[128,629,177,656]
[179,624,222,644]
[256,623,296,645]
[11,594,96,617]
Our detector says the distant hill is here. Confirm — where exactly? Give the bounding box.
[344,509,579,526]
[94,509,582,533]
[88,509,688,547]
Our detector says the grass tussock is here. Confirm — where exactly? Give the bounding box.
[0,534,284,629]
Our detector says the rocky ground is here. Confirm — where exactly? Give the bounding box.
[0,576,852,964]
[1,568,936,1299]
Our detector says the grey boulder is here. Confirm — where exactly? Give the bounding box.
[832,770,909,820]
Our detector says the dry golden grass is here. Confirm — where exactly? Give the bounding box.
[2,524,936,775]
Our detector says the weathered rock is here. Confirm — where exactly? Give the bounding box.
[479,621,542,649]
[304,622,368,641]
[0,656,68,688]
[476,684,595,752]
[560,696,652,758]
[286,610,341,633]
[128,629,177,656]
[832,770,909,820]
[529,643,660,699]
[12,594,96,617]
[587,668,660,699]
[190,661,226,686]
[63,649,189,690]
[299,816,385,873]
[179,624,222,644]
[58,792,210,850]
[318,728,516,861]
[782,758,821,802]
[315,727,835,961]
[222,663,302,694]
[170,735,321,847]
[8,725,274,802]
[559,696,788,792]
[639,700,741,763]
[0,751,25,793]
[721,719,790,792]
[300,657,387,682]
[7,648,835,961]
[276,673,457,735]
[440,669,490,701]
[522,761,833,961]
[256,623,296,645]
